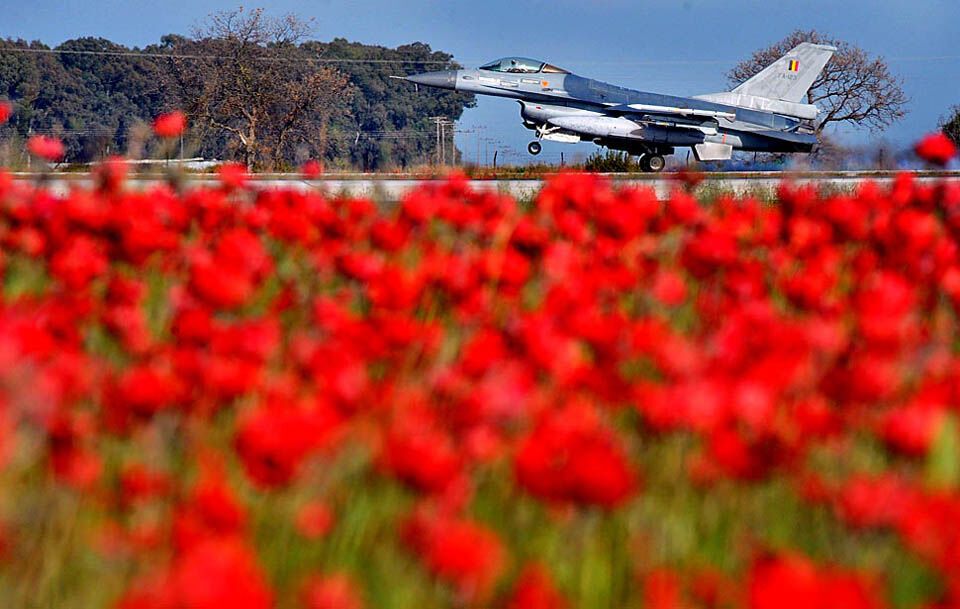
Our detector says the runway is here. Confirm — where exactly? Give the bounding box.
[10,170,960,200]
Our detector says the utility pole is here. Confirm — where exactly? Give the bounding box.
[440,118,455,166]
[430,117,448,167]
[446,119,453,165]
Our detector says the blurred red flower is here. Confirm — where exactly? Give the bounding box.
[748,554,821,609]
[515,404,637,509]
[302,159,324,179]
[219,162,249,190]
[234,399,341,489]
[301,573,364,609]
[2,136,960,608]
[915,132,957,166]
[674,167,705,191]
[49,236,109,290]
[152,111,187,138]
[405,513,505,602]
[381,414,462,494]
[170,539,274,609]
[94,156,128,192]
[748,553,885,609]
[643,568,683,609]
[0,101,11,125]
[26,135,65,162]
[505,564,568,609]
[651,269,688,306]
[117,539,273,609]
[296,501,335,540]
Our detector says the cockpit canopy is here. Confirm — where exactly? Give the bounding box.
[479,57,569,74]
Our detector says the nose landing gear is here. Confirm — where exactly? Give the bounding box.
[527,141,542,156]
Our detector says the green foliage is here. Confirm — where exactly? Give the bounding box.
[301,39,475,171]
[0,37,162,162]
[926,414,960,490]
[582,150,644,173]
[942,105,960,148]
[0,36,473,169]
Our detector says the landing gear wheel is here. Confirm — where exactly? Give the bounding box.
[645,155,666,173]
[527,141,542,156]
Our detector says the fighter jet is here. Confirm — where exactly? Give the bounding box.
[404,43,836,172]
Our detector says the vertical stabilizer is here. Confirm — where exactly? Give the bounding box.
[732,42,836,103]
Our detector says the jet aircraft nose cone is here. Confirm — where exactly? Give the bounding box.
[406,70,458,90]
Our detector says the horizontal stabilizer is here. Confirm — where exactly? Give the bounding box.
[732,42,836,103]
[692,91,819,120]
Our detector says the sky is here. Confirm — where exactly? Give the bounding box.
[1,0,957,165]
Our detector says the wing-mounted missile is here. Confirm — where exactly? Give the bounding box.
[611,103,737,122]
[547,116,707,147]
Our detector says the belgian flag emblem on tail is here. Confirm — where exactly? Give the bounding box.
[787,59,800,72]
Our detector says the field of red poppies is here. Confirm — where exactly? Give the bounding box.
[1,121,959,609]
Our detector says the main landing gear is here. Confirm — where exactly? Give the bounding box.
[639,154,666,173]
[527,141,542,156]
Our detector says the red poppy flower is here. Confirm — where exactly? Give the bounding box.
[219,162,249,190]
[49,235,109,290]
[170,539,274,609]
[0,101,11,125]
[381,412,461,494]
[301,573,364,609]
[94,156,128,192]
[505,564,568,609]
[405,514,505,602]
[302,159,324,179]
[296,501,335,540]
[27,135,65,162]
[515,403,638,508]
[643,568,683,609]
[234,399,341,489]
[748,554,821,609]
[152,111,187,138]
[915,132,957,166]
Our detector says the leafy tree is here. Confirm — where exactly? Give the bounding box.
[0,23,474,168]
[302,39,475,170]
[942,105,960,147]
[158,8,353,170]
[728,30,908,137]
[0,37,170,161]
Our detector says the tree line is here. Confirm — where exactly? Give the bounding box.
[0,9,475,170]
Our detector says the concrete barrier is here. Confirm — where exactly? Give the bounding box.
[10,171,960,200]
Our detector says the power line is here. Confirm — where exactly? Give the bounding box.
[15,125,452,142]
[2,45,959,68]
[0,46,460,65]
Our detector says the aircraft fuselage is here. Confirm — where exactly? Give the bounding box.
[406,49,834,171]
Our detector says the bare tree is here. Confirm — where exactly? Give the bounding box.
[942,105,960,147]
[163,7,354,169]
[728,30,908,137]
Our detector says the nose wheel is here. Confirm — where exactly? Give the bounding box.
[527,141,542,156]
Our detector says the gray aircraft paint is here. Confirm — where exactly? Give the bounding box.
[405,44,836,168]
